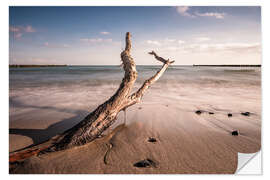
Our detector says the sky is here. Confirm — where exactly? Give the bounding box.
[9,6,261,65]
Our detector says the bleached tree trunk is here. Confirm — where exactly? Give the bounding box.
[42,32,174,151]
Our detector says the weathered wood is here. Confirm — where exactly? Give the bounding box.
[11,32,174,155]
[50,32,174,151]
[47,32,136,150]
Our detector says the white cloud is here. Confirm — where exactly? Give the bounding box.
[195,37,211,42]
[144,39,260,55]
[44,42,49,46]
[43,42,71,48]
[201,42,260,53]
[164,38,176,43]
[176,7,226,19]
[10,25,36,39]
[146,40,162,46]
[10,57,59,65]
[211,43,261,53]
[80,38,113,43]
[100,31,110,35]
[178,40,185,44]
[146,39,184,46]
[157,41,260,55]
[14,33,22,39]
[63,44,70,48]
[10,27,20,32]
[24,25,36,33]
[176,6,195,18]
[195,12,226,19]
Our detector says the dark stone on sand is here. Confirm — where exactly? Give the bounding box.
[195,110,202,115]
[231,130,239,136]
[241,112,250,116]
[228,113,232,117]
[148,137,157,143]
[209,112,214,115]
[138,107,142,110]
[133,159,157,168]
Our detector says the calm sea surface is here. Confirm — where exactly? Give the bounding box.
[9,65,261,147]
[9,65,261,90]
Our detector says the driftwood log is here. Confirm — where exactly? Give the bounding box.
[10,32,174,157]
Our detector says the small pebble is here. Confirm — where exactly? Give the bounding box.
[241,112,250,116]
[231,130,239,136]
[228,113,232,117]
[195,110,202,115]
[133,159,157,168]
[148,137,157,143]
[209,112,214,115]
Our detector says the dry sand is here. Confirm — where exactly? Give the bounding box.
[9,81,261,174]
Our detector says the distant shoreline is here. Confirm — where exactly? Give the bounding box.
[9,65,68,68]
[9,64,261,68]
[193,65,261,67]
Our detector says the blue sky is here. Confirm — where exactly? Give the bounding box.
[9,6,261,65]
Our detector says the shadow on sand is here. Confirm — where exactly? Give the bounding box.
[9,97,91,153]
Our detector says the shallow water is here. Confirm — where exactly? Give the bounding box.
[9,65,261,153]
[9,65,261,118]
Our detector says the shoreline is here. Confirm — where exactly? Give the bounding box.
[193,65,261,67]
[9,65,68,68]
[9,86,261,173]
[9,66,261,173]
[9,64,261,68]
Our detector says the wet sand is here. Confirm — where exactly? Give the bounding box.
[9,81,261,174]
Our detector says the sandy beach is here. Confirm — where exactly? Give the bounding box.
[9,66,261,174]
[8,5,263,174]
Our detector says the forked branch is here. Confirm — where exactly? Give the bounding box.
[10,32,174,160]
[127,51,174,106]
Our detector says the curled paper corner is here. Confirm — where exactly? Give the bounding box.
[235,150,262,174]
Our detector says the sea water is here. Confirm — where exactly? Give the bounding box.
[9,65,261,152]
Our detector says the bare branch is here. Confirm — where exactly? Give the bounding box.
[9,33,174,161]
[128,51,174,104]
[51,32,138,150]
[148,51,175,64]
